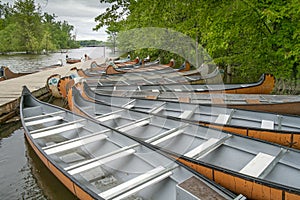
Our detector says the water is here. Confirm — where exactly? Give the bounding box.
[0,47,112,73]
[0,124,77,200]
[0,47,114,199]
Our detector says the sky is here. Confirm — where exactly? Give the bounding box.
[2,0,110,41]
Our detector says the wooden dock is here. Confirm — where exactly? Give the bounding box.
[0,58,106,124]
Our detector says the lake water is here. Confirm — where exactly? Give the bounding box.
[0,47,115,199]
[0,47,112,73]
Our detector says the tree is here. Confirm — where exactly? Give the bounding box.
[95,0,300,84]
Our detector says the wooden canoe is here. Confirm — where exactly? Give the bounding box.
[20,86,240,200]
[0,66,33,81]
[94,73,275,94]
[67,84,300,200]
[69,67,222,89]
[66,58,81,64]
[70,82,300,150]
[91,83,300,115]
[46,74,62,98]
[105,59,176,75]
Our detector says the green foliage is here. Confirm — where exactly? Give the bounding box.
[78,40,105,47]
[95,0,300,82]
[0,0,78,53]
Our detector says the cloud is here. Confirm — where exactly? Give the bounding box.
[42,0,109,40]
[2,0,109,41]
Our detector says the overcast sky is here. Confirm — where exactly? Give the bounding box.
[2,0,109,41]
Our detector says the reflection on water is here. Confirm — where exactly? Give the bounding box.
[0,47,111,73]
[0,125,77,200]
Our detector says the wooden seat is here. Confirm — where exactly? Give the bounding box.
[184,134,232,159]
[99,166,174,200]
[25,116,63,126]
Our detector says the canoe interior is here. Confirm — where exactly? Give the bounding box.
[21,87,236,200]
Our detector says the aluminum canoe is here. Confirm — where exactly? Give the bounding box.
[67,84,300,200]
[70,82,300,149]
[93,73,275,94]
[20,86,239,200]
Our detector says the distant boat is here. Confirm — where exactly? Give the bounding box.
[0,66,34,81]
[66,58,81,64]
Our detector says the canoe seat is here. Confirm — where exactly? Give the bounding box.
[178,106,198,119]
[240,152,275,177]
[25,116,63,126]
[151,130,184,145]
[215,114,230,124]
[24,111,65,121]
[240,148,287,178]
[68,149,136,175]
[95,109,124,121]
[118,117,151,132]
[151,89,160,93]
[148,102,166,114]
[99,166,173,200]
[44,134,107,155]
[31,123,84,139]
[122,99,136,109]
[97,114,121,122]
[261,120,274,129]
[144,124,188,144]
[184,134,232,159]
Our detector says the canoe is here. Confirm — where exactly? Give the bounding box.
[71,59,162,78]
[91,83,300,115]
[66,58,81,64]
[70,82,300,149]
[94,73,275,94]
[69,67,222,89]
[105,59,176,75]
[67,84,300,200]
[46,74,62,98]
[0,66,33,81]
[20,86,240,200]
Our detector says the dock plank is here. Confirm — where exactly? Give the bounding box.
[0,58,105,118]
